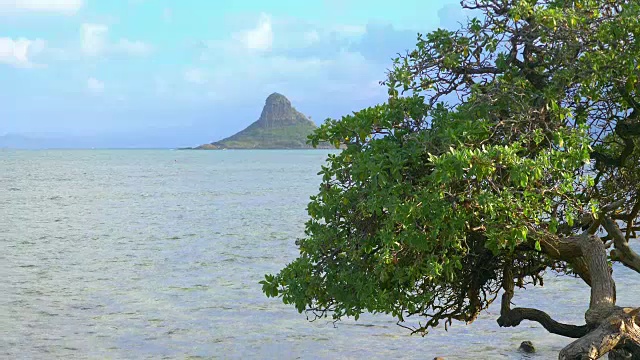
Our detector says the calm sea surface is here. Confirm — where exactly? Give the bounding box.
[1,150,638,359]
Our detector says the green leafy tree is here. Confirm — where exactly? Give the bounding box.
[262,1,640,358]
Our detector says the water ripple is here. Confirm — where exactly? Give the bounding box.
[1,149,638,360]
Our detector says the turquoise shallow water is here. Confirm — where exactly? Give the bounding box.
[1,149,638,359]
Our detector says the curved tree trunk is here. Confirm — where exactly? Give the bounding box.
[552,231,640,359]
[558,307,640,359]
[499,221,640,359]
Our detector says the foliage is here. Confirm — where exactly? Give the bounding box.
[211,122,319,149]
[262,0,640,338]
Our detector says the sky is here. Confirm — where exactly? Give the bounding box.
[0,0,468,147]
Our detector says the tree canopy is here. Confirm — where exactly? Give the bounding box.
[262,1,640,358]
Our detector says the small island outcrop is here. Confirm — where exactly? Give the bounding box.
[192,93,329,150]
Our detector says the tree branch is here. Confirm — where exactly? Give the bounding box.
[452,66,501,75]
[625,198,640,241]
[498,260,592,338]
[498,307,592,338]
[539,232,616,325]
[533,233,591,284]
[617,86,640,112]
[582,233,617,325]
[590,110,639,168]
[500,263,514,317]
[568,257,593,287]
[603,217,640,274]
[559,308,640,360]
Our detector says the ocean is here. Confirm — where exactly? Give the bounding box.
[1,149,638,359]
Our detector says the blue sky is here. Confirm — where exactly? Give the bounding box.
[0,0,467,147]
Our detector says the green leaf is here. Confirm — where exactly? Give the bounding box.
[263,0,640,338]
[549,219,558,234]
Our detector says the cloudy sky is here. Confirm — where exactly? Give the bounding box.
[1,0,467,147]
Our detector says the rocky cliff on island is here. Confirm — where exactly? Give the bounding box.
[194,93,325,149]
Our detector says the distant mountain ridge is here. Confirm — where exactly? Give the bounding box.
[2,93,333,150]
[0,131,204,149]
[0,134,63,149]
[194,93,324,149]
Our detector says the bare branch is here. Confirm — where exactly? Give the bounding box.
[498,307,591,338]
[452,66,501,75]
[603,217,640,274]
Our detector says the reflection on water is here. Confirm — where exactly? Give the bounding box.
[1,150,638,359]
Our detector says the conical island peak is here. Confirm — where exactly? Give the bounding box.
[265,92,290,104]
[195,93,325,149]
[257,93,310,129]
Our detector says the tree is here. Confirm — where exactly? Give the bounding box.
[261,1,640,358]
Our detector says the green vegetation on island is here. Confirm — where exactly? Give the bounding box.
[262,1,640,359]
[194,93,327,149]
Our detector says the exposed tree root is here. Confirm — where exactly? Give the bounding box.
[559,307,640,360]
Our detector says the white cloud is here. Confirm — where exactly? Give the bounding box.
[186,49,384,106]
[115,39,152,55]
[331,24,367,37]
[262,56,331,76]
[235,13,273,52]
[0,0,83,14]
[0,37,45,68]
[438,3,474,30]
[87,77,104,93]
[303,30,320,45]
[184,68,208,84]
[203,16,366,58]
[184,16,386,105]
[81,23,152,57]
[81,23,108,56]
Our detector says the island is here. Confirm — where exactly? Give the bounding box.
[191,93,330,150]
